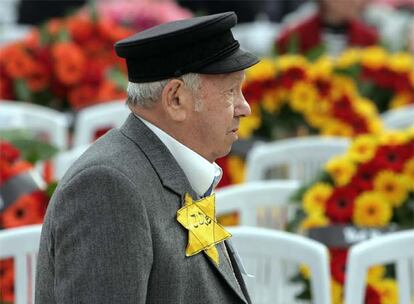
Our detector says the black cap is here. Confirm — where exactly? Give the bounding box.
[114,12,259,83]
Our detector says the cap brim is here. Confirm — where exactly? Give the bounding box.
[197,48,259,74]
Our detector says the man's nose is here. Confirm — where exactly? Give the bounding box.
[235,93,251,117]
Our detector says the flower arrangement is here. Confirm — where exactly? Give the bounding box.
[335,47,414,112]
[0,137,56,303]
[0,12,134,111]
[240,55,383,141]
[289,128,414,303]
[94,0,192,31]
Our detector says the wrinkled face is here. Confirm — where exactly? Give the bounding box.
[187,70,251,162]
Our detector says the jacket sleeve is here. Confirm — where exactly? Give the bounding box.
[36,165,153,304]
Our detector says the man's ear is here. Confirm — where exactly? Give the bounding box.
[161,79,191,122]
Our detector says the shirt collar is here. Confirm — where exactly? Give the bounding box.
[136,115,222,197]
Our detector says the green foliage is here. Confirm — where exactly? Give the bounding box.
[13,79,30,101]
[393,193,414,228]
[0,130,58,164]
[107,68,128,90]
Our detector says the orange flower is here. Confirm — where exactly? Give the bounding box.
[98,20,133,43]
[24,29,40,50]
[26,62,50,92]
[67,17,95,44]
[0,258,14,303]
[47,18,63,37]
[68,85,96,110]
[52,42,85,86]
[6,160,33,182]
[3,46,33,79]
[97,81,126,102]
[2,191,47,228]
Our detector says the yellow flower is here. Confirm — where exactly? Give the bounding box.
[335,48,361,69]
[289,81,318,113]
[372,279,399,304]
[245,58,277,81]
[387,52,414,73]
[354,97,378,116]
[227,155,246,184]
[374,171,410,207]
[304,99,331,128]
[379,130,409,145]
[325,156,356,186]
[303,183,333,214]
[320,120,354,137]
[299,264,311,279]
[300,213,330,230]
[262,89,286,113]
[403,159,414,191]
[367,118,383,134]
[277,54,309,71]
[330,76,358,99]
[353,192,392,227]
[390,91,413,109]
[361,46,387,70]
[407,126,414,138]
[239,104,261,139]
[367,265,386,284]
[331,280,343,304]
[348,134,378,163]
[309,56,333,79]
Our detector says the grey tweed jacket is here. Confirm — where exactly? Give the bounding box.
[35,114,251,304]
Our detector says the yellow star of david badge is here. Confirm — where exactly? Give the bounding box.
[176,193,231,265]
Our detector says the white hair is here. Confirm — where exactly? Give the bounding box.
[126,73,201,109]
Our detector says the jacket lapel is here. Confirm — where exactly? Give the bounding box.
[120,114,189,196]
[120,114,249,303]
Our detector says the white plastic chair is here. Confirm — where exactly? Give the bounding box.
[228,226,331,304]
[0,100,70,150]
[245,136,350,183]
[381,104,414,130]
[0,225,42,304]
[72,100,130,147]
[215,180,300,229]
[344,230,414,304]
[52,144,90,180]
[233,19,280,57]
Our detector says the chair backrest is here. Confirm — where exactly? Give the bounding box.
[0,100,69,150]
[52,144,90,180]
[228,226,331,304]
[245,136,350,183]
[0,225,42,304]
[381,104,414,130]
[344,230,414,304]
[215,180,300,228]
[72,100,130,147]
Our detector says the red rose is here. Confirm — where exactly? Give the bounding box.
[278,67,307,89]
[330,248,348,284]
[243,80,266,105]
[351,161,380,192]
[0,141,20,163]
[372,145,406,172]
[332,95,354,122]
[365,285,381,304]
[326,186,358,223]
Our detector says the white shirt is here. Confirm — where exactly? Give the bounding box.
[137,116,222,197]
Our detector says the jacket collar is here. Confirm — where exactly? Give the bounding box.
[120,113,196,198]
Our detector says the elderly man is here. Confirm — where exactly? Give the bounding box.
[35,12,258,304]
